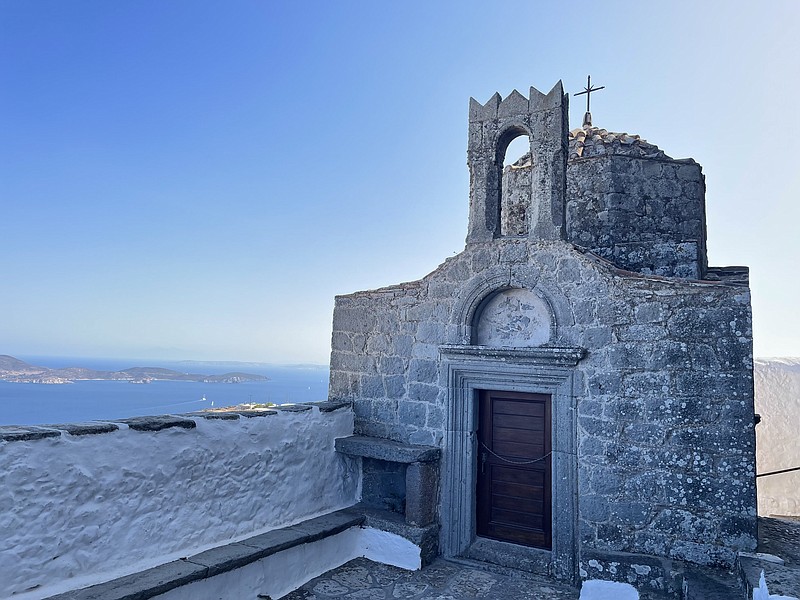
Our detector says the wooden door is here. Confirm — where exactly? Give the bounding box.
[476,390,552,549]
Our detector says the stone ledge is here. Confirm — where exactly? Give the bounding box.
[52,422,120,436]
[335,435,440,463]
[0,425,61,442]
[114,415,196,432]
[229,409,279,418]
[181,410,242,420]
[2,402,348,442]
[439,344,587,367]
[305,400,351,413]
[45,559,209,600]
[275,404,313,412]
[44,508,366,600]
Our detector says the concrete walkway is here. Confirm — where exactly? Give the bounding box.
[281,557,580,599]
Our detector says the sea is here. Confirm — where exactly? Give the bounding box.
[0,356,330,426]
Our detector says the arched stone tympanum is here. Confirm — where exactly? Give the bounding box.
[474,288,552,347]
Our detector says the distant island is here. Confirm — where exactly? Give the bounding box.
[0,355,269,385]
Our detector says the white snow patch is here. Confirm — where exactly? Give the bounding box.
[739,552,785,565]
[153,527,419,600]
[753,569,799,600]
[580,579,639,600]
[359,526,421,570]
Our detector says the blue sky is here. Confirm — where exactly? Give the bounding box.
[1,1,798,363]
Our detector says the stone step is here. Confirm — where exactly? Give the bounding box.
[682,566,744,600]
[353,503,439,566]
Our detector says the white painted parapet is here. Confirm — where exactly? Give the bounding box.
[0,403,359,599]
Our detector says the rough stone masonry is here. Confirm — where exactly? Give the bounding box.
[328,81,756,584]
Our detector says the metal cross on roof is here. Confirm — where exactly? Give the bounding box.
[575,75,604,127]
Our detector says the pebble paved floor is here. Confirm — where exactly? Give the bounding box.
[280,557,581,599]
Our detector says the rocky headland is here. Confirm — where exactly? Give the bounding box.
[0,355,269,384]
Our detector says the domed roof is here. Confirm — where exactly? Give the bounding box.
[568,125,670,160]
[505,124,689,169]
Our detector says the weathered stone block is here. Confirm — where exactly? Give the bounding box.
[425,405,444,430]
[391,334,414,357]
[378,355,406,375]
[408,427,436,446]
[609,502,652,529]
[623,422,668,445]
[335,435,441,464]
[581,494,611,522]
[410,343,439,362]
[373,399,398,424]
[399,401,427,428]
[621,372,670,398]
[360,375,384,399]
[365,334,393,354]
[334,307,377,333]
[579,398,603,418]
[383,375,407,399]
[405,461,439,526]
[409,382,439,404]
[331,331,353,352]
[408,359,438,385]
[116,416,195,432]
[618,324,667,342]
[647,341,691,370]
[587,372,622,396]
[579,416,620,440]
[414,322,444,345]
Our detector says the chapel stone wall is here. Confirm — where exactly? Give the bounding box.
[574,272,756,566]
[328,238,757,566]
[328,82,755,573]
[566,155,708,279]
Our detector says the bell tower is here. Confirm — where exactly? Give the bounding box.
[466,82,569,244]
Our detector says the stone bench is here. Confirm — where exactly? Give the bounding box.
[335,435,440,528]
[45,510,365,600]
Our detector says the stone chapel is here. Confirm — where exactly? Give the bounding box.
[330,81,757,587]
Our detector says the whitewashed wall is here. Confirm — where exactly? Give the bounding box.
[0,407,359,599]
[754,359,800,516]
[153,527,421,600]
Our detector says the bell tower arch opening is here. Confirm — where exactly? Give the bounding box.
[499,130,534,237]
[466,83,568,245]
[502,132,531,167]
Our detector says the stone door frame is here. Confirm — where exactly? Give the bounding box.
[439,345,585,581]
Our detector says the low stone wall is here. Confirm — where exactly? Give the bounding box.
[0,403,359,599]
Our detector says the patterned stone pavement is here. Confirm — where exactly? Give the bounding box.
[281,557,581,600]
